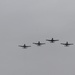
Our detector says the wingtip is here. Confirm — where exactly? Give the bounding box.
[46,39,48,41]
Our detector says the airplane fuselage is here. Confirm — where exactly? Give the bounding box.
[50,40,54,43]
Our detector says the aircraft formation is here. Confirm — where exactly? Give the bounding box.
[18,38,74,49]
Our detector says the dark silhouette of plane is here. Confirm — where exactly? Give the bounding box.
[61,42,73,47]
[18,44,31,49]
[33,41,45,46]
[46,38,59,43]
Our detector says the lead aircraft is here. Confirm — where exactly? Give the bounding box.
[46,38,59,43]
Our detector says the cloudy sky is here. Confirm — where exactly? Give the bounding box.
[0,0,75,75]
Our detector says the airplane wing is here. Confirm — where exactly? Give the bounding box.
[60,43,66,45]
[46,39,51,41]
[68,43,73,45]
[54,40,59,41]
[33,43,38,45]
[26,46,31,47]
[61,43,73,45]
[40,43,45,45]
[33,43,38,44]
[18,45,23,47]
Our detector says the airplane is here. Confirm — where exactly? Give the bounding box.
[18,44,31,49]
[61,42,73,47]
[46,38,59,43]
[33,41,45,46]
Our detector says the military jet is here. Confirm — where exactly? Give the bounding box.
[18,44,31,49]
[46,38,59,43]
[61,42,73,47]
[33,41,45,46]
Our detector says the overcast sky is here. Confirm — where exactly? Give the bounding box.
[0,0,75,75]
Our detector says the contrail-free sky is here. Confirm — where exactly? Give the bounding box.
[0,0,75,75]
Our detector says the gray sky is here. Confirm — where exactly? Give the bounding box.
[0,0,75,75]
